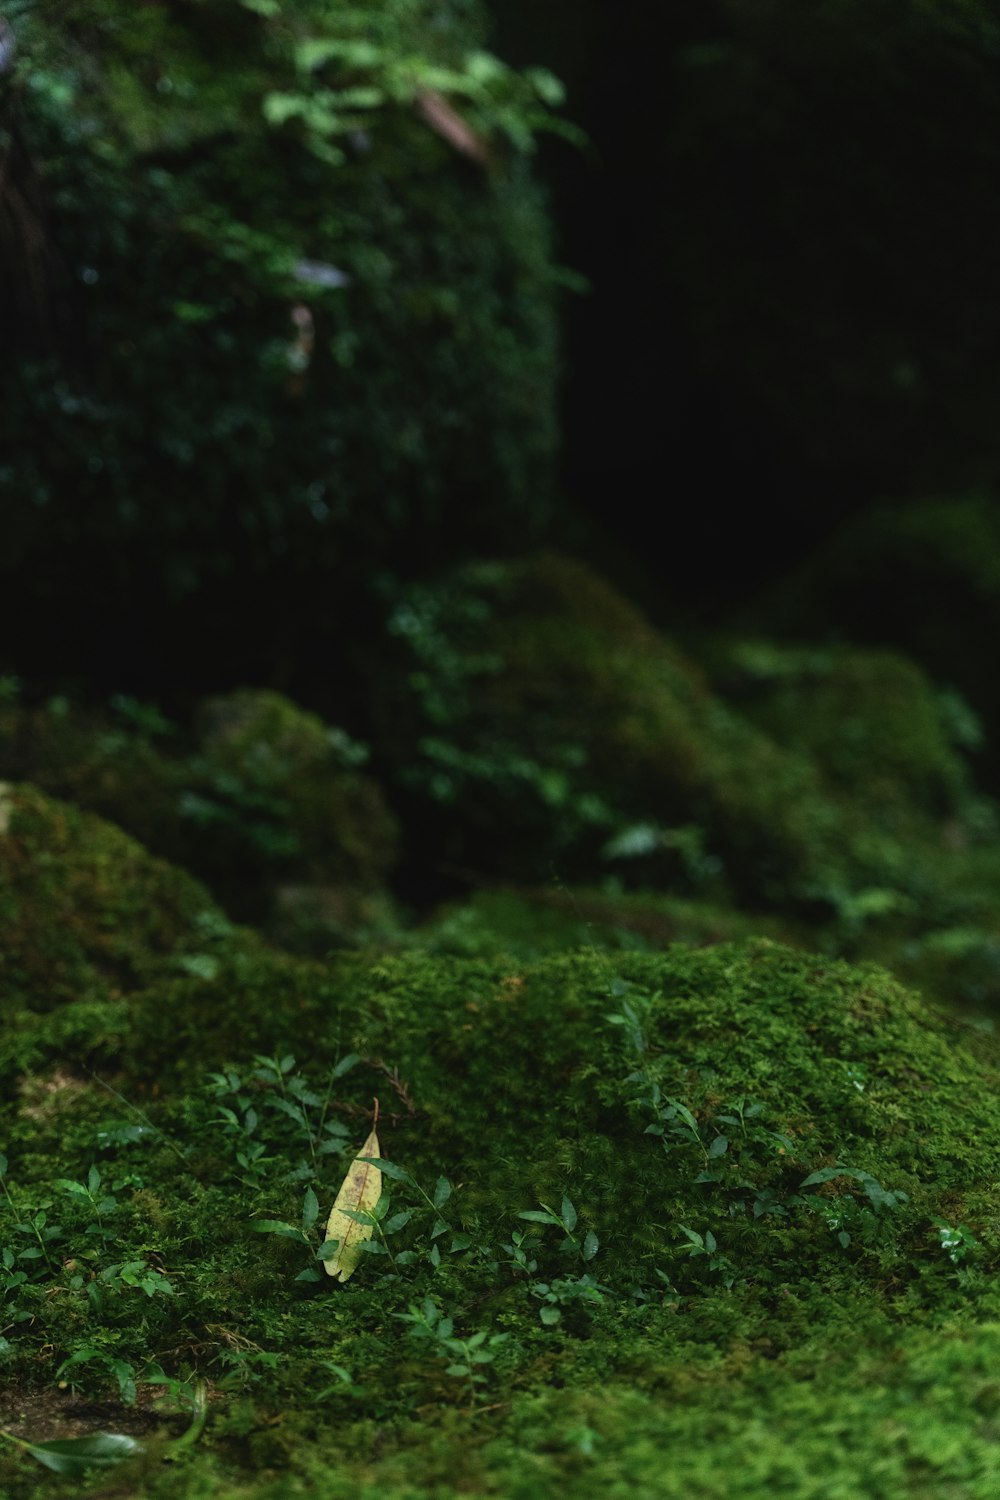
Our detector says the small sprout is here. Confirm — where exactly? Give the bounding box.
[934,1220,978,1265]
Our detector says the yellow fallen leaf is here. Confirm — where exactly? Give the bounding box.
[324,1102,382,1283]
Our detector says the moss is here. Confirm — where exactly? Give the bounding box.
[708,639,975,820]
[757,496,1000,770]
[382,553,984,918]
[414,887,790,961]
[0,691,398,938]
[6,791,1000,1497]
[0,782,222,1017]
[195,689,399,894]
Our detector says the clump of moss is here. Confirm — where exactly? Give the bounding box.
[4,794,1000,1498]
[380,553,987,916]
[413,887,790,961]
[708,639,978,821]
[757,496,1000,773]
[0,782,221,1014]
[194,689,398,897]
[0,689,398,941]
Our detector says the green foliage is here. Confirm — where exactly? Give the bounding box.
[414,887,786,961]
[0,1430,144,1477]
[395,1296,508,1399]
[0,690,399,938]
[709,639,980,820]
[6,792,1000,1496]
[380,554,998,931]
[1,0,562,680]
[760,496,1000,782]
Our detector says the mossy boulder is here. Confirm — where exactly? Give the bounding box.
[5,792,1000,1496]
[194,689,398,893]
[708,639,976,821]
[0,690,398,939]
[0,781,223,1015]
[380,553,984,918]
[2,0,561,693]
[757,496,1000,777]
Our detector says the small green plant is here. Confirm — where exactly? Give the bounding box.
[675,1226,736,1286]
[799,1165,909,1249]
[52,1165,119,1245]
[605,983,659,1058]
[311,1360,365,1402]
[529,1274,606,1326]
[395,1296,508,1405]
[513,1195,602,1324]
[207,1052,357,1185]
[254,1157,460,1282]
[57,1349,140,1405]
[357,1156,461,1270]
[517,1195,598,1264]
[211,1344,281,1393]
[934,1219,978,1265]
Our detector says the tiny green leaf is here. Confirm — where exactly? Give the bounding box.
[252,1220,310,1244]
[356,1156,410,1183]
[1,1431,144,1475]
[433,1176,453,1208]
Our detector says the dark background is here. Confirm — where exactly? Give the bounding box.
[496,0,1000,620]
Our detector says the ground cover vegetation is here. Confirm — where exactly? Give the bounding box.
[4,787,1000,1498]
[6,0,1000,1495]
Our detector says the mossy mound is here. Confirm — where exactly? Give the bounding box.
[757,496,1000,774]
[0,782,223,1014]
[414,887,790,960]
[0,690,398,939]
[4,792,1000,1496]
[707,639,977,821]
[381,553,988,920]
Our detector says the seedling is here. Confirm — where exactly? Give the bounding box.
[517,1195,599,1263]
[799,1165,909,1248]
[395,1296,507,1405]
[206,1052,357,1187]
[605,986,660,1058]
[675,1226,735,1285]
[57,1349,139,1404]
[934,1219,978,1265]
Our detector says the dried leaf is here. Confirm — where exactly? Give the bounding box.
[0,783,12,836]
[324,1109,382,1283]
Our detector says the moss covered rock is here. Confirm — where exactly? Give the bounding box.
[414,886,790,960]
[0,782,222,1015]
[0,690,398,940]
[708,639,976,821]
[757,496,1000,775]
[4,792,1000,1497]
[381,553,988,920]
[1,0,561,693]
[195,689,398,892]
